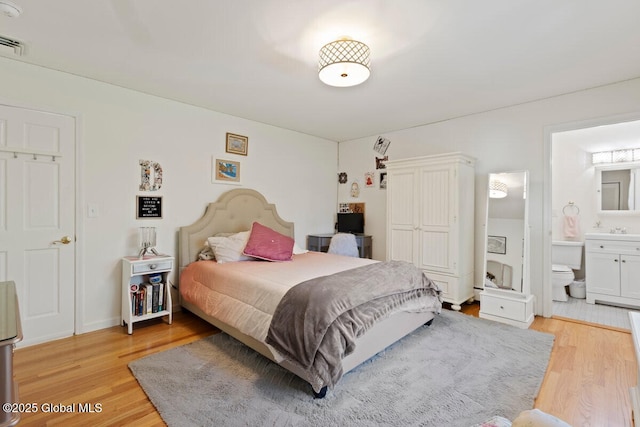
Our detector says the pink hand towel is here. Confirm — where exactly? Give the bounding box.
[563,215,580,239]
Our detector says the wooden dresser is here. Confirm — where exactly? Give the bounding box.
[0,281,22,427]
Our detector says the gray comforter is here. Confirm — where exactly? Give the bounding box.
[265,260,442,393]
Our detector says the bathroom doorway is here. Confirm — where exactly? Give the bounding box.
[548,115,640,330]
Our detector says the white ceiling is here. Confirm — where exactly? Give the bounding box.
[557,119,640,153]
[2,0,640,142]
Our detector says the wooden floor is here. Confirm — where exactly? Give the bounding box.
[11,304,637,426]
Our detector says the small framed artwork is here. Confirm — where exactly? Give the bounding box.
[226,132,248,156]
[364,172,375,187]
[213,158,241,184]
[373,136,391,155]
[375,156,388,170]
[487,235,507,255]
[379,172,387,189]
[136,196,162,219]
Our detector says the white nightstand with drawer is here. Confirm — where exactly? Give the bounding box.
[121,255,173,334]
[479,290,534,329]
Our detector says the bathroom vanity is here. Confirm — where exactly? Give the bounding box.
[585,233,640,308]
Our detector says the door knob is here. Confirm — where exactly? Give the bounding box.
[53,236,72,245]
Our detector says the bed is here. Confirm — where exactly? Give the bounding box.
[178,188,442,397]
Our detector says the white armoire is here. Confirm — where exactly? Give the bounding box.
[386,152,476,310]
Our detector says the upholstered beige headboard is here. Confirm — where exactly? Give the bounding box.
[178,188,294,277]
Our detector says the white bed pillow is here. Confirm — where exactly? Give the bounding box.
[208,231,253,263]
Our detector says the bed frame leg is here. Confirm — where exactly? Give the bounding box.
[313,386,328,399]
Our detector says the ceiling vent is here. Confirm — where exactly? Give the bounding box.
[0,35,23,56]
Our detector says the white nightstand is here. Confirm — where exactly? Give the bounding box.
[121,255,173,334]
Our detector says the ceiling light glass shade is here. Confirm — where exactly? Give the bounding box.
[489,180,508,199]
[0,1,22,18]
[318,39,370,87]
[613,149,633,162]
[592,151,612,164]
[592,148,640,164]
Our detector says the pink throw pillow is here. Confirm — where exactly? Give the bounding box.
[243,222,294,261]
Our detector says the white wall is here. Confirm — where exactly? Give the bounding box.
[552,129,640,240]
[0,57,337,333]
[338,77,640,313]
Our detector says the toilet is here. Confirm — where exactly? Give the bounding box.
[552,240,584,302]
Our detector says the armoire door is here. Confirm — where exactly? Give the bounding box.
[418,164,456,275]
[387,168,418,263]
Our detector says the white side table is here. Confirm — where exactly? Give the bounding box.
[121,255,173,334]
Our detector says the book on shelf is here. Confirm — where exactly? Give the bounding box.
[145,284,153,314]
[152,283,160,313]
[130,281,165,315]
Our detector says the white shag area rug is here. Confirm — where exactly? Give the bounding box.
[129,309,554,427]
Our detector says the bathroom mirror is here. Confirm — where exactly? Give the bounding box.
[595,164,640,212]
[483,171,529,295]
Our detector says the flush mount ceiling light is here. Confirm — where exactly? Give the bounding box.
[489,180,508,199]
[0,1,22,18]
[318,38,370,87]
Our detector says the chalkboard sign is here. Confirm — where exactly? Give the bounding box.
[137,196,162,219]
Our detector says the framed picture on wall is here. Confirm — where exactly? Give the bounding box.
[226,133,248,156]
[213,158,241,184]
[487,235,507,254]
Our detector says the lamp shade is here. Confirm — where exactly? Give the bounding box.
[489,180,508,198]
[319,39,370,87]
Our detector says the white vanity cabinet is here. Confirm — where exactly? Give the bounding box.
[585,233,640,308]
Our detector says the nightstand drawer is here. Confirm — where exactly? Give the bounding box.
[132,259,173,274]
[481,293,527,322]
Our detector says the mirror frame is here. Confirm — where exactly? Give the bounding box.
[595,161,640,214]
[482,170,530,297]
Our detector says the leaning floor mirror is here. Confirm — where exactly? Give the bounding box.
[483,170,530,296]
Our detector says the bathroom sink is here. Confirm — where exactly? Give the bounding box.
[585,232,640,241]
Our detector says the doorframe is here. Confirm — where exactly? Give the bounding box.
[0,98,84,336]
[542,110,640,317]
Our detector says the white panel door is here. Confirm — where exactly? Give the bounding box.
[0,104,75,346]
